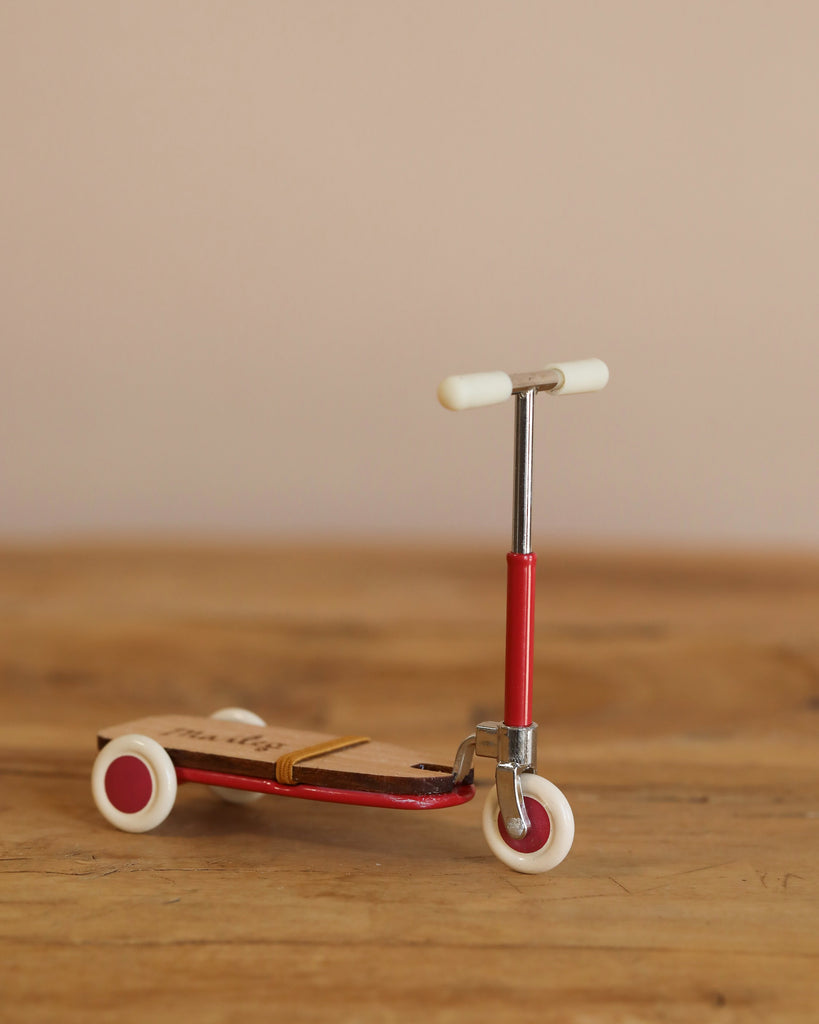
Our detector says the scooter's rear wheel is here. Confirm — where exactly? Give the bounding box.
[482,773,574,874]
[208,708,267,804]
[92,733,178,833]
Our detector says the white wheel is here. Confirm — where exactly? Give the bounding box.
[482,774,575,874]
[208,707,267,804]
[92,734,177,833]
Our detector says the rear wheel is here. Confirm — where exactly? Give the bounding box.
[482,774,574,874]
[92,734,177,833]
[209,707,267,804]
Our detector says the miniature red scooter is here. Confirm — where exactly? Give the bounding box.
[92,358,608,873]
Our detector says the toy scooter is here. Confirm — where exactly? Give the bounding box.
[92,358,608,873]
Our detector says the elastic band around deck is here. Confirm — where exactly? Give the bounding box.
[275,735,370,785]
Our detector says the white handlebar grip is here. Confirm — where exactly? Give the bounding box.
[544,358,609,395]
[437,371,513,411]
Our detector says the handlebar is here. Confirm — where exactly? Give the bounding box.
[438,358,609,411]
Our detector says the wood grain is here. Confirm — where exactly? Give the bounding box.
[97,715,460,793]
[1,543,818,1022]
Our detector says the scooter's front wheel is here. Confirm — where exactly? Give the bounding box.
[482,774,574,874]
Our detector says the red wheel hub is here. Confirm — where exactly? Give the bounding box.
[498,795,551,853]
[104,755,153,814]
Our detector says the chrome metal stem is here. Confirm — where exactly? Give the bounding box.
[512,389,535,555]
[495,764,530,839]
[451,734,476,786]
[474,721,538,838]
[508,368,562,394]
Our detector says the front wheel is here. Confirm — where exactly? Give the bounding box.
[482,773,574,874]
[92,734,177,833]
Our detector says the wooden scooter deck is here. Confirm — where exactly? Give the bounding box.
[97,715,471,797]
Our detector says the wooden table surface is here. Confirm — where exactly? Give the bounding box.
[1,544,818,1022]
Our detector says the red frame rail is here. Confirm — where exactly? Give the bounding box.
[177,766,476,810]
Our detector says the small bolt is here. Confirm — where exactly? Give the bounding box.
[506,817,527,839]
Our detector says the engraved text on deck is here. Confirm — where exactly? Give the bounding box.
[160,726,286,754]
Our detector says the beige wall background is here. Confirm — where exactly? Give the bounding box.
[2,2,817,546]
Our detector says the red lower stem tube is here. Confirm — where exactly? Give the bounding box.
[504,551,536,727]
